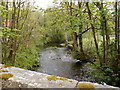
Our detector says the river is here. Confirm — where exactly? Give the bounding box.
[36,47,95,82]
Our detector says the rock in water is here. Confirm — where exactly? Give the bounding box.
[75,60,81,64]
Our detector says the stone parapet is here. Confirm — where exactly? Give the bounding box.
[0,65,119,89]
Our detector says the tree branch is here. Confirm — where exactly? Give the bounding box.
[78,27,91,36]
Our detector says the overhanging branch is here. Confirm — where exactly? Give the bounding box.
[78,27,91,36]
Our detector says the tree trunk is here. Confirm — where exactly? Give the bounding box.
[86,2,102,66]
[69,0,78,50]
[95,1,109,64]
[113,1,119,71]
[64,32,68,46]
[117,1,120,63]
[73,32,78,50]
[64,2,69,46]
[8,0,17,64]
[101,1,107,64]
[4,1,9,63]
[115,1,118,62]
[78,1,84,55]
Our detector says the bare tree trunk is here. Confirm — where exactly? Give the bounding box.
[86,2,102,66]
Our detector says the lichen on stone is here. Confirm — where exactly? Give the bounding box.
[77,83,95,90]
[47,75,68,81]
[0,73,13,80]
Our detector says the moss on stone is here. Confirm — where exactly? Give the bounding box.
[47,75,57,81]
[0,70,9,72]
[0,65,11,68]
[77,83,95,89]
[69,80,73,82]
[47,75,68,81]
[58,83,62,86]
[59,77,68,81]
[0,73,13,80]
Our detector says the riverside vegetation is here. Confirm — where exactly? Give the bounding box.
[0,0,120,87]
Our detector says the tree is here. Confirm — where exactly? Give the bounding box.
[113,0,119,71]
[86,2,102,66]
[78,1,84,56]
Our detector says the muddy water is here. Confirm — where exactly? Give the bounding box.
[36,47,95,82]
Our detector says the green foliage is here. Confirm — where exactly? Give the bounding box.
[14,44,38,70]
[87,65,120,87]
[0,5,7,17]
[1,2,42,70]
[1,1,119,87]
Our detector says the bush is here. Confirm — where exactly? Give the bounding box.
[87,64,120,87]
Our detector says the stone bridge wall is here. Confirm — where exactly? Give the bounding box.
[0,64,119,90]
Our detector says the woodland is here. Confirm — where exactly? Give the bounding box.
[0,0,120,87]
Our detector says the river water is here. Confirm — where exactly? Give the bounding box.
[36,47,95,82]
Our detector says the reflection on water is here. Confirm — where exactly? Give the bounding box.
[36,47,95,82]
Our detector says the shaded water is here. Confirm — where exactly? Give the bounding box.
[36,47,95,82]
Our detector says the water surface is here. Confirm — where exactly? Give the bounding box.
[36,47,95,82]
